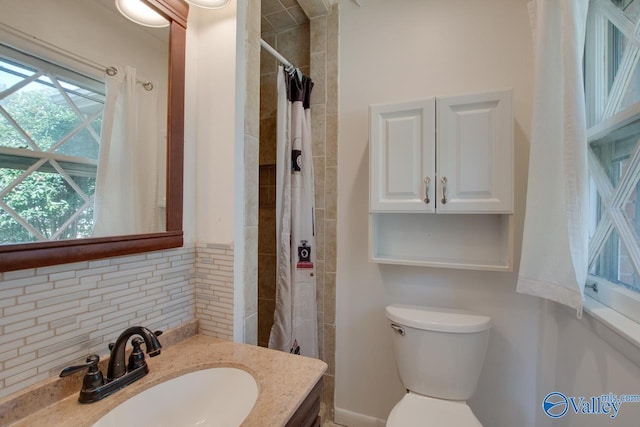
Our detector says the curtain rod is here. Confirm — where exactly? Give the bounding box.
[260,38,296,70]
[1,23,154,91]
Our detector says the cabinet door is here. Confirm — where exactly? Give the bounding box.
[437,90,513,213]
[370,99,436,212]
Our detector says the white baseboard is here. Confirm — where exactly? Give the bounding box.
[334,407,387,427]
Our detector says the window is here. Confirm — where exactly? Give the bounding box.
[585,0,640,323]
[0,44,105,244]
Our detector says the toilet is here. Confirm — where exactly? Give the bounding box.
[385,304,491,427]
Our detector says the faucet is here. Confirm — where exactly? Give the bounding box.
[60,326,162,403]
[107,326,162,381]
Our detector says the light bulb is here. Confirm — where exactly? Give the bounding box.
[184,0,232,10]
[115,0,170,28]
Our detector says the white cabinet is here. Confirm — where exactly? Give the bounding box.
[437,91,513,213]
[370,90,512,214]
[369,90,514,271]
[370,99,436,212]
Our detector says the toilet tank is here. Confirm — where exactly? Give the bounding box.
[386,304,491,401]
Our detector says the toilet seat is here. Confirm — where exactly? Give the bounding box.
[386,392,482,427]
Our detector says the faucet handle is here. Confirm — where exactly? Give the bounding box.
[60,354,100,377]
[60,354,104,391]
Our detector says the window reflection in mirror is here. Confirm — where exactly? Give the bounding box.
[0,0,169,245]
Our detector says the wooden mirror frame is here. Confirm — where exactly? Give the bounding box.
[0,0,188,272]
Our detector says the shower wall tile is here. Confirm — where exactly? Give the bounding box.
[262,0,284,15]
[313,156,325,210]
[243,226,259,318]
[246,45,261,138]
[261,33,278,75]
[260,72,278,120]
[325,219,337,274]
[244,0,262,346]
[316,260,325,316]
[310,14,327,53]
[324,272,336,325]
[247,0,262,50]
[288,6,309,25]
[257,298,275,347]
[311,105,326,157]
[325,166,337,220]
[267,11,298,32]
[324,323,335,376]
[259,118,277,165]
[276,23,311,68]
[327,59,338,117]
[244,135,260,228]
[310,52,327,106]
[297,0,329,19]
[258,212,276,254]
[326,113,337,167]
[258,254,276,300]
[314,207,325,262]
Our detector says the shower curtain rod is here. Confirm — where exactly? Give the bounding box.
[260,38,297,70]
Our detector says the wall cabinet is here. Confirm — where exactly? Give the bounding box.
[370,90,512,214]
[369,90,514,271]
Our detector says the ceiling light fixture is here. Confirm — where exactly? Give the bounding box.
[115,0,170,28]
[184,0,232,10]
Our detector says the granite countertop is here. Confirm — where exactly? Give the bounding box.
[7,335,327,427]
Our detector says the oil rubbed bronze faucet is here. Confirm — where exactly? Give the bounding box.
[60,326,162,403]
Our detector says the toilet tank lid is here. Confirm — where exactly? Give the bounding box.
[385,304,491,333]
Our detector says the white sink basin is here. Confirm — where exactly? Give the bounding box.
[92,367,258,427]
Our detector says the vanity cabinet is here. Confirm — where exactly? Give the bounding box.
[285,378,322,427]
[369,90,514,271]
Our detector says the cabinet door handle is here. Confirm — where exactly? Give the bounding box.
[423,177,431,204]
[441,177,448,204]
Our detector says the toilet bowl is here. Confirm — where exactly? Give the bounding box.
[385,304,491,427]
[387,393,482,427]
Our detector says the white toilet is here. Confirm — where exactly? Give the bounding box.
[385,304,491,427]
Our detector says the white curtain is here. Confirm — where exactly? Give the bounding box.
[93,66,161,237]
[517,0,590,316]
[269,66,318,358]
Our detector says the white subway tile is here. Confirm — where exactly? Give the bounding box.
[4,319,35,334]
[36,262,88,276]
[4,302,35,317]
[49,270,76,282]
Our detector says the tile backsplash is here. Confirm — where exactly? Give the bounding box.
[0,244,235,400]
[194,242,235,341]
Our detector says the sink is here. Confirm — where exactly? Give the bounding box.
[92,367,258,427]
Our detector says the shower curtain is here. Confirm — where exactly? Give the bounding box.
[268,66,318,358]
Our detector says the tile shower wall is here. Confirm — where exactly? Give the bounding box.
[258,164,277,347]
[0,246,196,400]
[310,4,338,420]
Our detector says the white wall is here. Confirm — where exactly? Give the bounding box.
[336,1,540,426]
[540,303,640,426]
[187,4,238,244]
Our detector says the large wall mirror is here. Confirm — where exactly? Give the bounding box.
[0,0,187,272]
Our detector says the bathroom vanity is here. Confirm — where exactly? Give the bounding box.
[0,325,327,427]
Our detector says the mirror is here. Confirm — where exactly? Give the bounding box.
[0,0,187,271]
